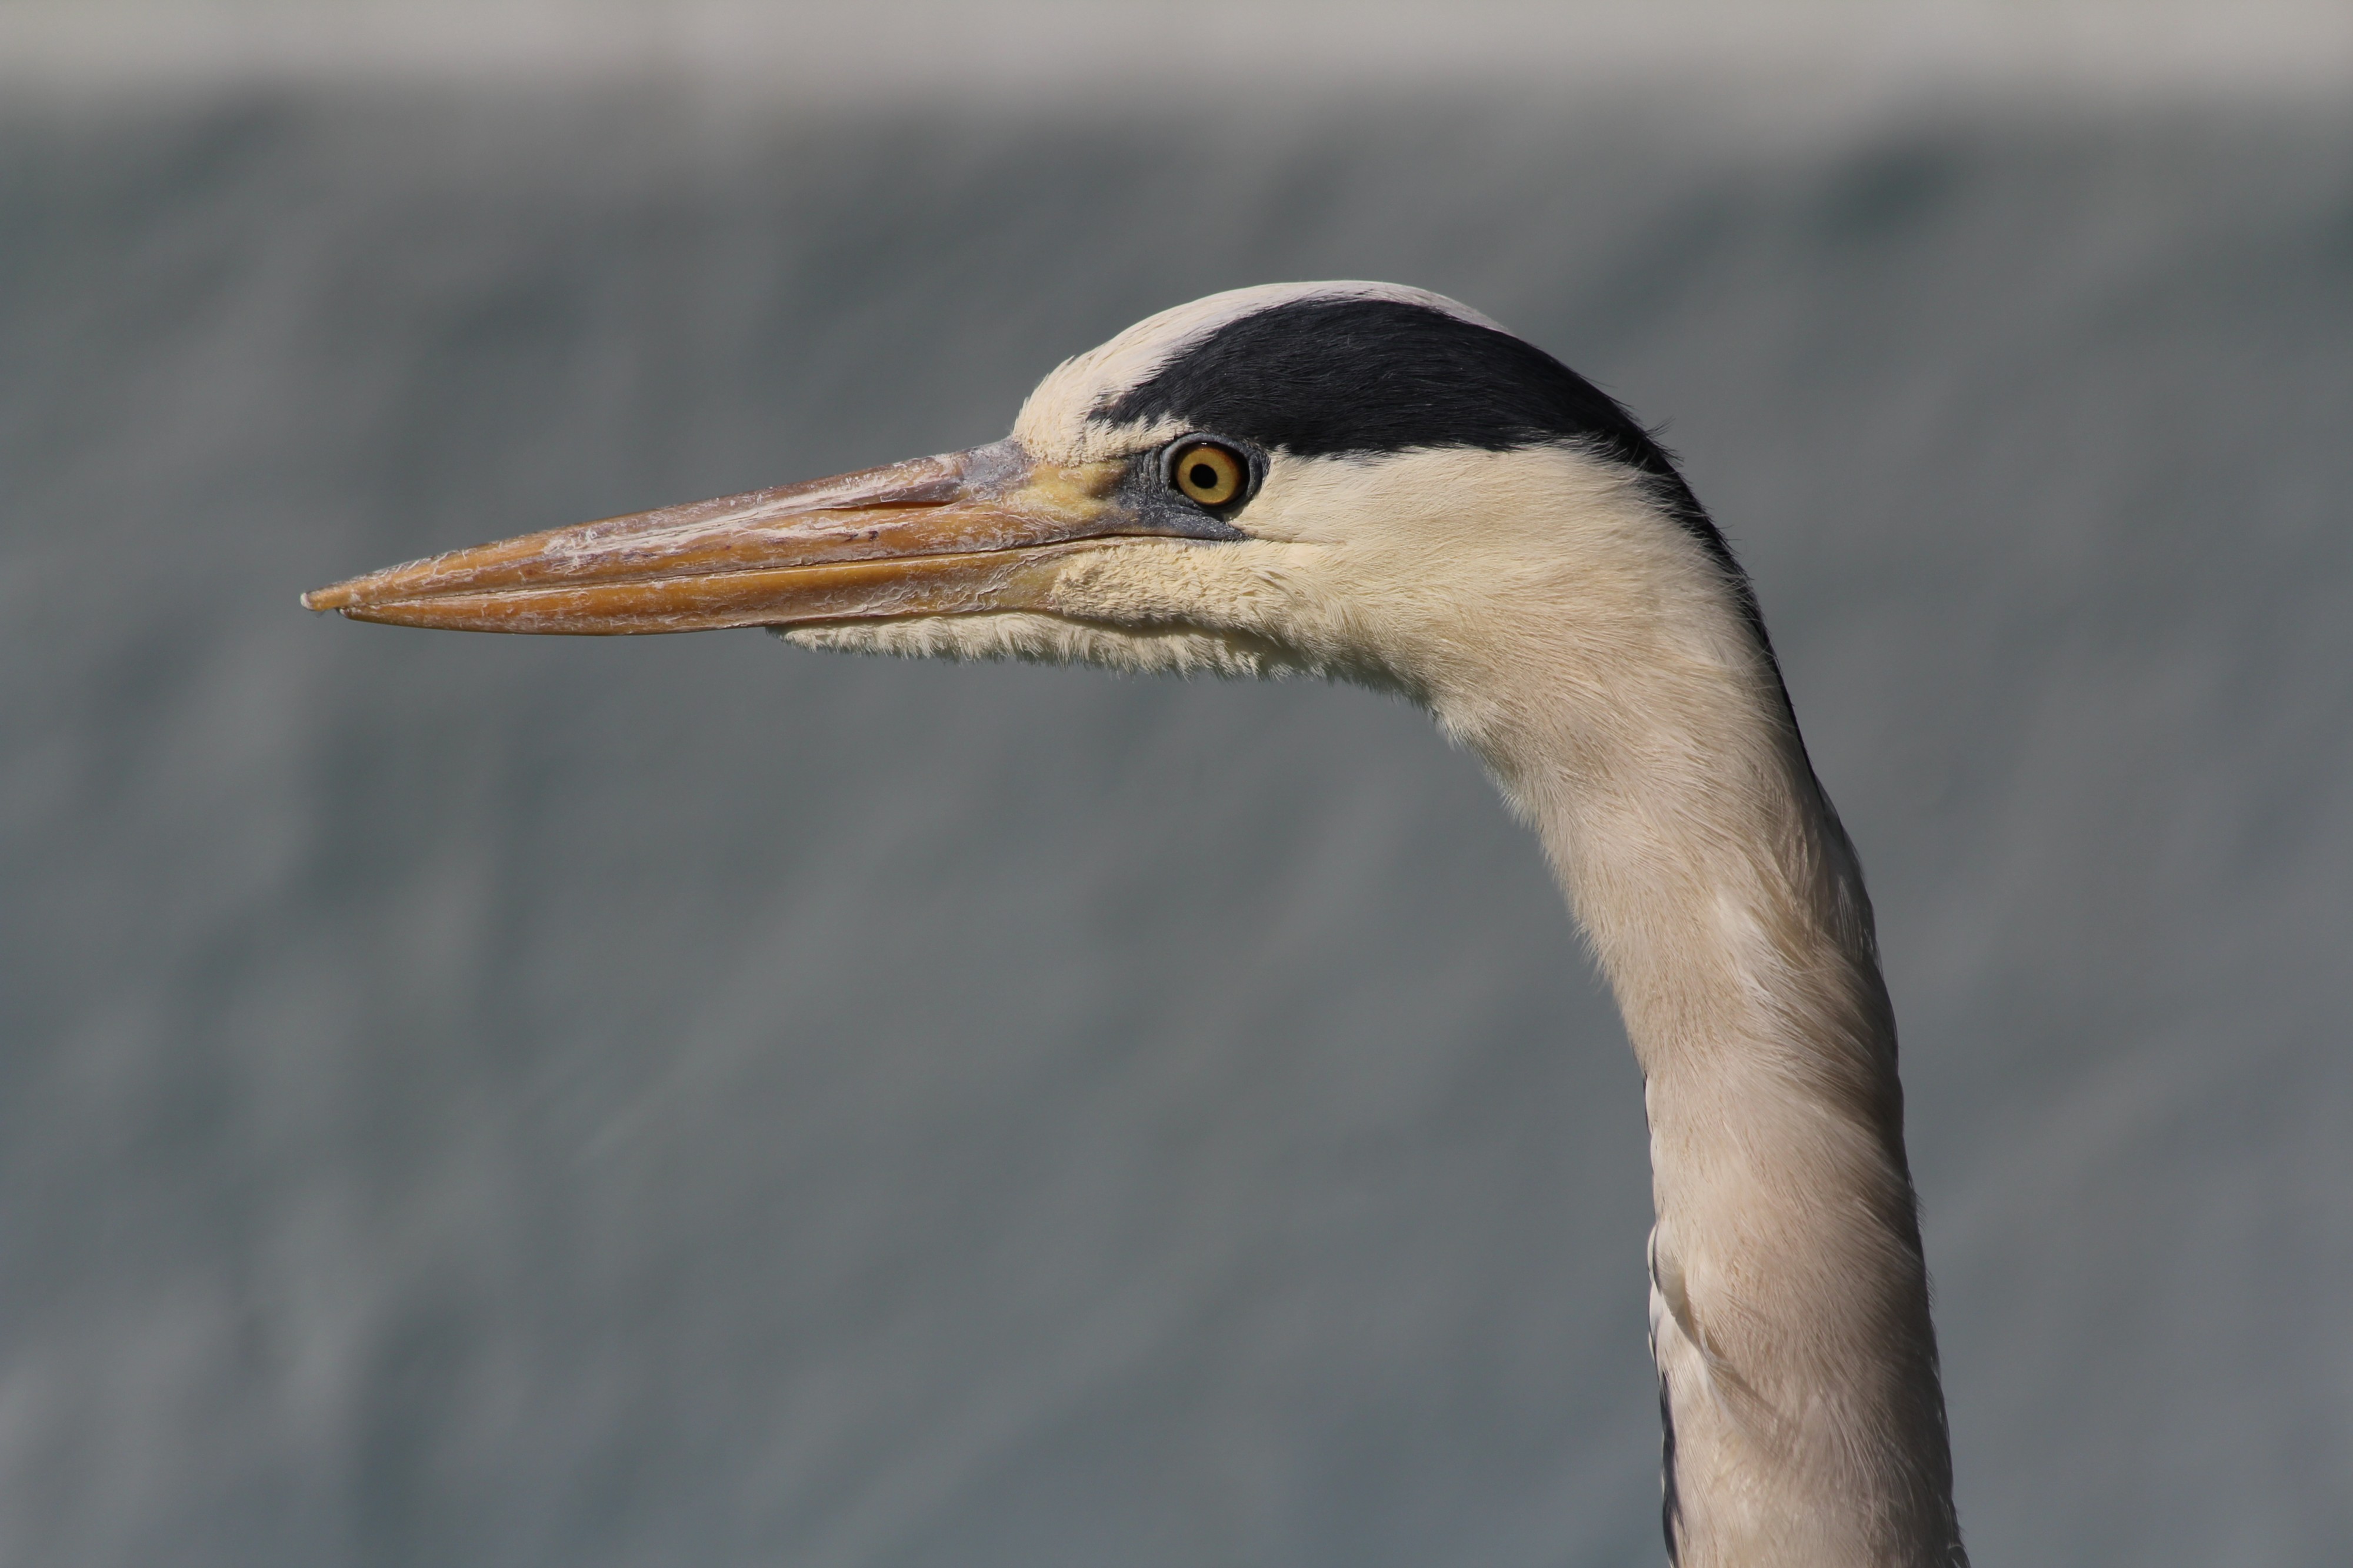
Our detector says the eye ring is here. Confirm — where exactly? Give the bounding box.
[1168,441,1248,509]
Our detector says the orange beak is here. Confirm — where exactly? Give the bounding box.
[301,440,1158,635]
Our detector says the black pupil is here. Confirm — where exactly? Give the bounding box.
[1187,461,1219,492]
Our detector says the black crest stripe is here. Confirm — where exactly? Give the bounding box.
[1099,296,1768,654]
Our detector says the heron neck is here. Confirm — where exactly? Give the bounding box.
[1439,564,1964,1567]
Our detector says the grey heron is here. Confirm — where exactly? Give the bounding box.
[306,282,1967,1568]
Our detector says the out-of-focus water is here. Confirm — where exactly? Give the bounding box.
[3,88,2348,1567]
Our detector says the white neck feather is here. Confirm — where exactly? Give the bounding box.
[1400,453,1965,1567]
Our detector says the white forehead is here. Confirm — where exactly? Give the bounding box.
[1011,281,1505,463]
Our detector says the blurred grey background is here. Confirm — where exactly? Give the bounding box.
[4,4,2350,1564]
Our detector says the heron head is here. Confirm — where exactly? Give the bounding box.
[305,282,1733,706]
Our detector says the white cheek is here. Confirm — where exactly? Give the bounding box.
[1234,452,1394,543]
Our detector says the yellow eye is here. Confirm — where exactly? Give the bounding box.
[1171,442,1245,508]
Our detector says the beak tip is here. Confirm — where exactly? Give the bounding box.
[302,584,354,612]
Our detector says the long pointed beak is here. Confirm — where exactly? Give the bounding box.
[301,441,1148,635]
